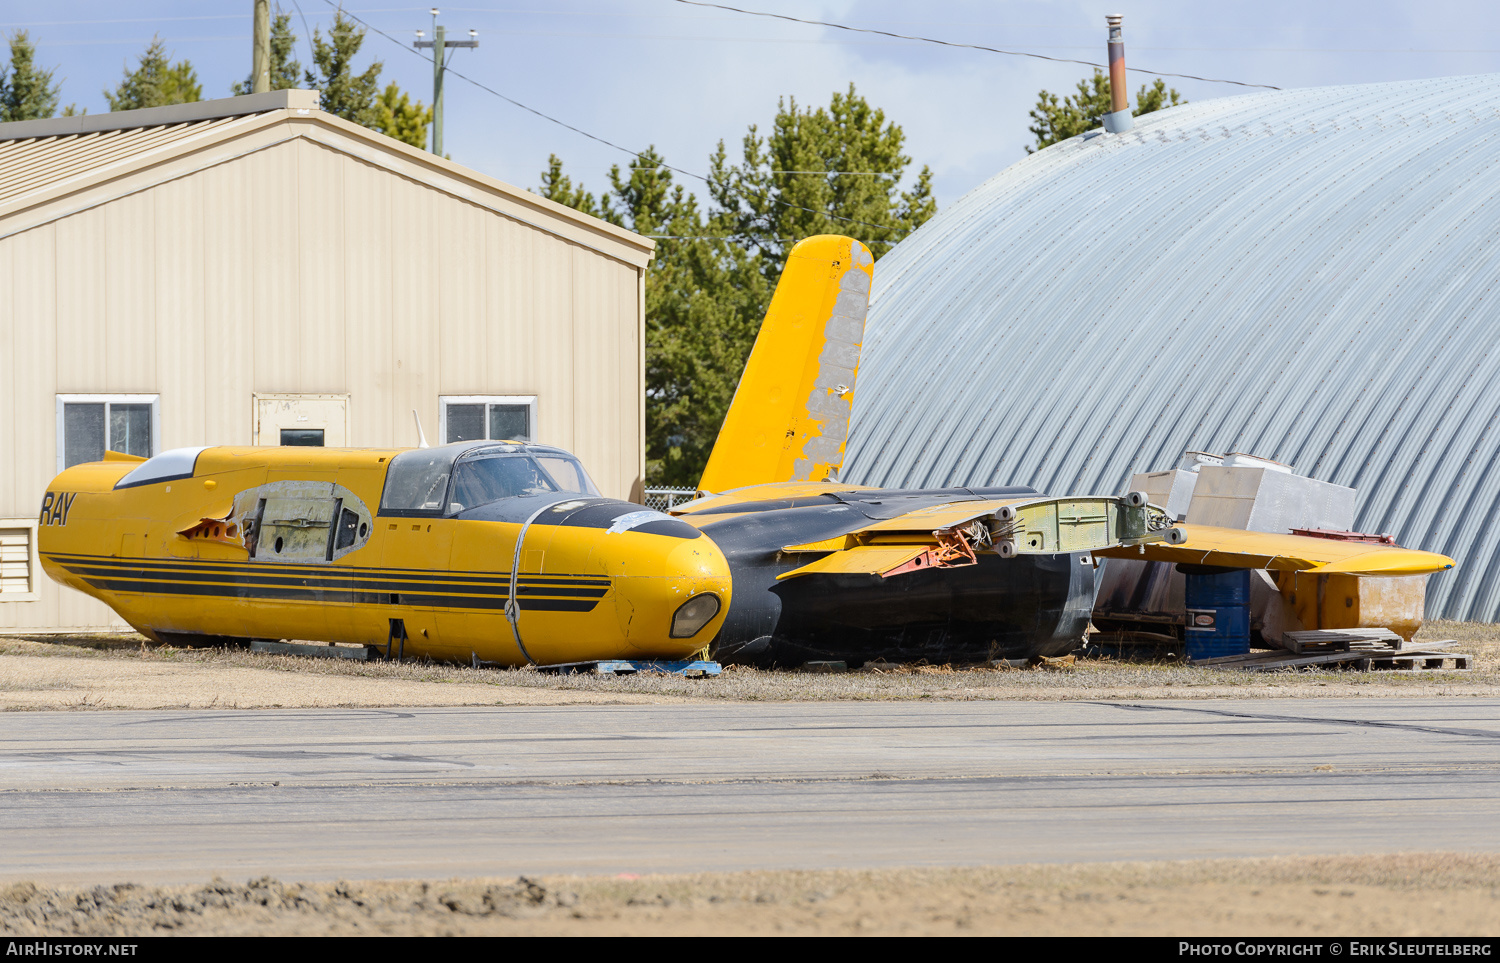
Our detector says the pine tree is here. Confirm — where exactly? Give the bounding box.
[231,12,302,95]
[537,154,605,220]
[1027,70,1183,152]
[539,86,936,485]
[0,31,62,122]
[708,84,936,284]
[105,38,202,111]
[372,83,432,150]
[304,10,382,127]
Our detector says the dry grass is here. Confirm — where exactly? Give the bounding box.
[1,621,1497,708]
[4,853,1498,936]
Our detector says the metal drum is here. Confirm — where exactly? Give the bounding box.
[1183,567,1251,660]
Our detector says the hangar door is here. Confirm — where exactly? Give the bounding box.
[253,394,349,447]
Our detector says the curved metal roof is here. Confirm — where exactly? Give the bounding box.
[844,73,1500,620]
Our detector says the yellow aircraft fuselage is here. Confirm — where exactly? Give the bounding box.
[39,443,731,665]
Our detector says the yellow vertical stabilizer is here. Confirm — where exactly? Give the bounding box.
[697,235,874,493]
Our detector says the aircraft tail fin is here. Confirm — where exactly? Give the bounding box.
[697,235,874,493]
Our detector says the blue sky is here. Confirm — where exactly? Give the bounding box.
[6,1,1500,208]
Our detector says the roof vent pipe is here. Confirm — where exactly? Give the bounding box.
[1102,14,1133,133]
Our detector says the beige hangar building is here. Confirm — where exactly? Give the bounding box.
[0,89,653,633]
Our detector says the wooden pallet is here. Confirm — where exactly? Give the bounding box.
[1192,641,1469,672]
[1281,628,1403,654]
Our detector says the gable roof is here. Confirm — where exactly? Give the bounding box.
[0,89,652,267]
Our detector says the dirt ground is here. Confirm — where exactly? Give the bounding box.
[5,626,1499,937]
[3,853,1497,936]
[1,619,1497,710]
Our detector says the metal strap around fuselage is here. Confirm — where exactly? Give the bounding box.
[506,502,554,666]
[506,497,614,665]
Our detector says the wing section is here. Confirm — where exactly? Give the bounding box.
[778,545,930,579]
[777,495,1171,580]
[1093,523,1454,576]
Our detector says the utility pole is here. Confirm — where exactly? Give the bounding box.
[251,0,270,94]
[414,8,478,156]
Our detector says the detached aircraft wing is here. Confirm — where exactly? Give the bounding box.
[774,504,1453,581]
[1093,524,1454,576]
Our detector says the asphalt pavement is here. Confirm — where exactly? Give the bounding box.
[2,699,1497,884]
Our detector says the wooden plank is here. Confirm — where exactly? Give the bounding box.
[1191,651,1289,666]
[1285,627,1402,642]
[1207,647,1398,670]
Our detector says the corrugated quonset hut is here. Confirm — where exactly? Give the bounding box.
[844,74,1500,621]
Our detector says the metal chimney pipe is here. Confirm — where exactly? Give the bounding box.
[1102,14,1133,133]
[251,0,271,94]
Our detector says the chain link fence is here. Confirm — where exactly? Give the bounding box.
[643,487,700,512]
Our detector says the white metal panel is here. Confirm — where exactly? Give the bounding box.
[341,150,394,448]
[153,175,206,447]
[437,187,487,394]
[388,165,439,449]
[250,144,301,395]
[53,213,107,392]
[103,191,156,392]
[199,157,256,446]
[484,215,538,397]
[571,247,620,497]
[530,232,575,454]
[296,140,346,393]
[0,236,14,519]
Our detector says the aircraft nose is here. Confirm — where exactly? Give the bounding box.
[602,530,732,656]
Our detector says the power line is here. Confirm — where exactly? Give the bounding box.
[632,167,892,175]
[669,0,1282,91]
[648,235,796,242]
[321,2,902,235]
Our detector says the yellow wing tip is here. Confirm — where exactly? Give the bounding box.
[1310,551,1456,576]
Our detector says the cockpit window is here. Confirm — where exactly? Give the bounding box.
[379,444,600,516]
[380,448,460,514]
[113,446,209,490]
[535,455,593,495]
[447,452,598,514]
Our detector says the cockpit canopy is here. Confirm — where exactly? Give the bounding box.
[379,442,600,517]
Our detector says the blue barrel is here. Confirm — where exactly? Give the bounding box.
[1183,568,1251,660]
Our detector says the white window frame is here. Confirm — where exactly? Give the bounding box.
[0,518,41,602]
[439,395,539,445]
[56,394,161,472]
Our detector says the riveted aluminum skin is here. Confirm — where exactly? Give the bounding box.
[844,74,1500,621]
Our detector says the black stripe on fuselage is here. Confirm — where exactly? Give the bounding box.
[55,561,605,599]
[72,576,596,611]
[47,553,606,612]
[43,552,608,588]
